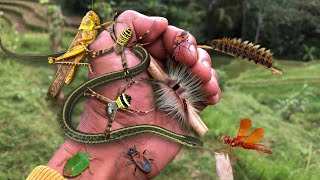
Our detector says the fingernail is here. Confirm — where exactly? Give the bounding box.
[189,45,198,60]
[211,68,219,81]
[210,75,219,88]
[201,59,210,69]
[213,93,221,104]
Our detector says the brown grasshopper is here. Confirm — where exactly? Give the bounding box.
[47,10,114,98]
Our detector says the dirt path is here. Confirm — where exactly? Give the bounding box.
[1,1,79,32]
[21,6,47,28]
[2,11,26,31]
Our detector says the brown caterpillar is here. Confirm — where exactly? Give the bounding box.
[198,38,282,74]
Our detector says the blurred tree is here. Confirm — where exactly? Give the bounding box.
[40,0,65,100]
[39,0,64,52]
[98,0,208,42]
[241,0,320,57]
[91,0,114,21]
[204,0,241,43]
[57,0,90,14]
[57,0,320,59]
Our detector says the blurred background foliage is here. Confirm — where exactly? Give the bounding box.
[60,0,320,59]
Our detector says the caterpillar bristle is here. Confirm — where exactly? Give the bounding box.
[256,47,266,54]
[210,38,282,74]
[252,44,260,51]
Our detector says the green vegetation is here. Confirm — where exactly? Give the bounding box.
[1,17,319,179]
[157,60,320,179]
[1,1,320,179]
[0,18,84,179]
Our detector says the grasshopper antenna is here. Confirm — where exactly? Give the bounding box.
[91,0,94,11]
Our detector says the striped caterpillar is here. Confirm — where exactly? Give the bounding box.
[198,38,282,74]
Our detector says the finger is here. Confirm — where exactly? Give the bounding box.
[163,26,198,66]
[201,74,221,100]
[190,48,212,83]
[144,36,167,61]
[211,67,219,81]
[206,93,221,105]
[116,10,168,45]
[201,68,221,105]
[90,10,167,50]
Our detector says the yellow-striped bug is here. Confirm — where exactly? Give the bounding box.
[88,28,133,82]
[84,83,154,136]
[88,19,157,82]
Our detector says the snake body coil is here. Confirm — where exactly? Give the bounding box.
[60,45,203,147]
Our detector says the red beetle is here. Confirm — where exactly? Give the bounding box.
[173,30,190,49]
[173,31,194,59]
[127,145,154,174]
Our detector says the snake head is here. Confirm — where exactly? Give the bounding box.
[48,57,55,64]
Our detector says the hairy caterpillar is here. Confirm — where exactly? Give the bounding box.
[149,62,207,131]
[199,38,282,74]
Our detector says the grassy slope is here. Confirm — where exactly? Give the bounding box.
[1,17,320,179]
[0,18,82,179]
[157,60,320,179]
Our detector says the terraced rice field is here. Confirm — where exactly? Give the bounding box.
[0,0,80,33]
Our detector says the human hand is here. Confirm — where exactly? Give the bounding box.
[47,10,221,179]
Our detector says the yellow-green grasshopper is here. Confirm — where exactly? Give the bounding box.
[47,10,114,98]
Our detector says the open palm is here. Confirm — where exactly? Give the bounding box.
[48,10,221,179]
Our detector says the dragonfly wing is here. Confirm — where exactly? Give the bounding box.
[242,128,265,144]
[47,65,72,97]
[237,118,252,137]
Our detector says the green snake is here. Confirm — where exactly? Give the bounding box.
[0,37,66,61]
[60,44,203,147]
[0,33,203,147]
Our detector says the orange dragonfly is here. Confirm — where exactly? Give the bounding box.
[221,118,272,158]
